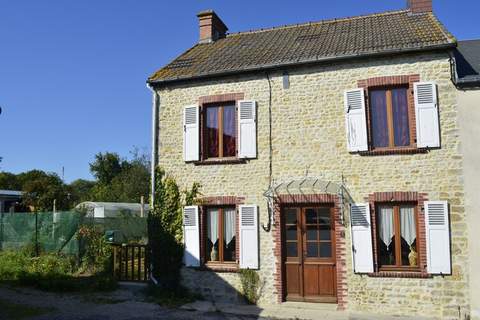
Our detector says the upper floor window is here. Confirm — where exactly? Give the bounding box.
[370,86,411,149]
[205,104,236,159]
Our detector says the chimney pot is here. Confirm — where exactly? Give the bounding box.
[407,0,433,14]
[197,10,228,43]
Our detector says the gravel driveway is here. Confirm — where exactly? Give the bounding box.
[0,284,264,320]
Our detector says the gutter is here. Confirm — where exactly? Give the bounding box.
[147,43,456,88]
[146,84,160,208]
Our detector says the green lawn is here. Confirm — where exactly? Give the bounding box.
[0,299,54,319]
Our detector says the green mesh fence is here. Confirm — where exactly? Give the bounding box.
[0,211,147,256]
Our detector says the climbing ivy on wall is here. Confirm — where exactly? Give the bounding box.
[148,167,200,288]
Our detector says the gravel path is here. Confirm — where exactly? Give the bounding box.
[0,284,264,320]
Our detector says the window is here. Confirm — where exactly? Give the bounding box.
[205,207,236,264]
[376,204,419,270]
[204,104,236,159]
[369,86,411,149]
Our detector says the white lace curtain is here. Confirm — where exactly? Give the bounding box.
[400,206,416,246]
[378,206,394,246]
[224,208,236,245]
[207,208,219,245]
[207,208,236,246]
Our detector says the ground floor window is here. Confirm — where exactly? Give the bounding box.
[376,203,419,270]
[205,206,236,263]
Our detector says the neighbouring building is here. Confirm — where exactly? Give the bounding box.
[453,40,480,320]
[147,1,475,319]
[0,190,23,213]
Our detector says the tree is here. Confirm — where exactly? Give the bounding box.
[21,170,71,211]
[89,152,125,185]
[0,172,21,190]
[68,179,95,204]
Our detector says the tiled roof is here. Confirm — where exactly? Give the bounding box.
[148,10,456,85]
[454,40,480,86]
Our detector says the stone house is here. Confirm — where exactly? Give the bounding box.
[147,1,474,318]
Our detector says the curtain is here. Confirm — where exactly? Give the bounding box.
[378,206,394,246]
[206,107,219,158]
[400,206,416,246]
[207,208,219,247]
[392,88,410,147]
[370,90,389,148]
[223,105,236,157]
[224,208,236,246]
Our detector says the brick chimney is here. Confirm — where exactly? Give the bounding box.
[407,0,433,14]
[197,10,228,43]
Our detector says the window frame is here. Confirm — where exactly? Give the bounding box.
[374,202,421,272]
[202,103,237,160]
[203,205,238,266]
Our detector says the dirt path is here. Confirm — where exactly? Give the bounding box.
[0,284,260,320]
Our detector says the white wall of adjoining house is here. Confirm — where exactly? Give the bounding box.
[458,89,480,320]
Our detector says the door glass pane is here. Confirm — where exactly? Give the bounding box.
[287,242,298,257]
[392,88,410,147]
[223,207,236,262]
[286,226,297,241]
[319,243,332,258]
[285,209,297,224]
[370,89,389,148]
[306,243,319,257]
[377,206,395,266]
[306,226,317,241]
[223,105,236,157]
[319,226,331,240]
[400,206,417,266]
[206,208,219,262]
[206,107,219,158]
[305,209,318,224]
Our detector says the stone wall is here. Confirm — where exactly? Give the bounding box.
[154,51,469,319]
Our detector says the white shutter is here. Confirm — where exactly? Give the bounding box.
[238,100,257,159]
[350,203,374,273]
[239,205,259,269]
[183,206,200,267]
[344,89,368,152]
[425,201,451,274]
[183,105,200,162]
[414,82,440,148]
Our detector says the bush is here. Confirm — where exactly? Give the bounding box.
[239,269,261,304]
[0,251,29,280]
[77,224,112,274]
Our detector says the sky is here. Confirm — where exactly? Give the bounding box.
[0,0,479,183]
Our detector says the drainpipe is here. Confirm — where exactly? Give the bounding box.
[147,84,160,209]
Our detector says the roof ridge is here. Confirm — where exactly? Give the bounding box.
[226,9,410,37]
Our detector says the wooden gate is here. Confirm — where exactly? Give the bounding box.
[112,244,150,282]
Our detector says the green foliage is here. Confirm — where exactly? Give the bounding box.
[0,251,29,280]
[145,283,202,308]
[0,172,21,190]
[148,167,200,288]
[77,224,112,274]
[69,179,96,204]
[89,152,125,185]
[239,269,261,304]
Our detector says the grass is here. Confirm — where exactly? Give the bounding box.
[144,284,202,308]
[0,299,54,319]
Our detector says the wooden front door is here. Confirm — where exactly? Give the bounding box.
[283,206,337,303]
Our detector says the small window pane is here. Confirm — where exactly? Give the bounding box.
[392,88,410,147]
[285,209,297,224]
[318,208,331,225]
[222,105,236,157]
[305,209,318,224]
[287,242,298,257]
[206,107,219,158]
[223,208,236,262]
[320,243,332,258]
[400,206,417,266]
[286,226,297,241]
[319,226,331,240]
[306,226,317,241]
[370,90,389,148]
[377,206,395,266]
[306,243,319,257]
[206,208,219,262]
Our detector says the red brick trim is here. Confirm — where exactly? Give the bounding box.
[198,93,244,163]
[272,194,347,310]
[367,191,429,277]
[198,196,244,266]
[358,74,421,155]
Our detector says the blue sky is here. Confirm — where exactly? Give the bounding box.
[0,0,478,182]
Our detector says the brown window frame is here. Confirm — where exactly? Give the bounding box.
[202,103,237,160]
[203,205,238,266]
[374,202,421,272]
